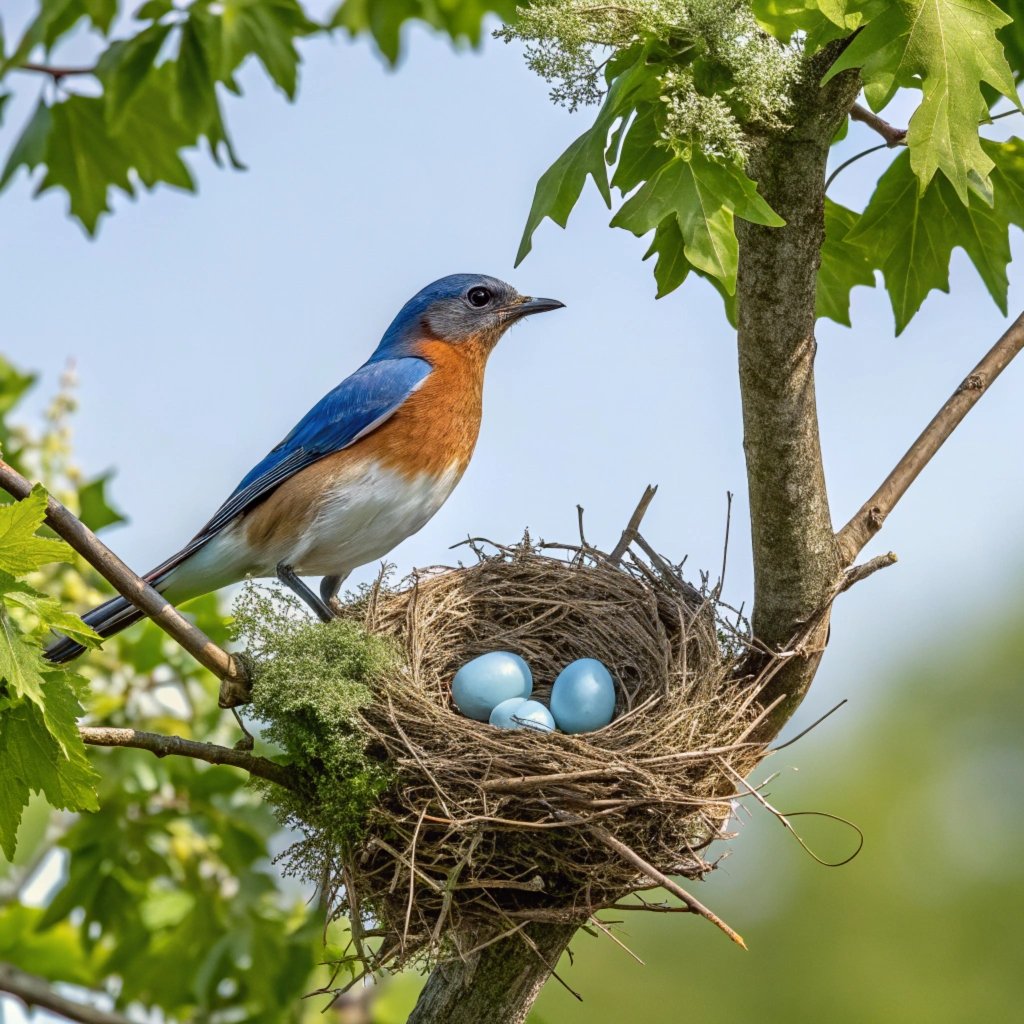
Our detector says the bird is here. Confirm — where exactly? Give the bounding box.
[46,273,564,664]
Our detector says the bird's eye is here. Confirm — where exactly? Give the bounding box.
[467,286,492,308]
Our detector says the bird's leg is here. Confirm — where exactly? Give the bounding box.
[276,562,334,623]
[320,573,350,618]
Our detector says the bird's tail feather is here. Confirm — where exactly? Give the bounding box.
[45,593,150,664]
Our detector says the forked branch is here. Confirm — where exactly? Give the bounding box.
[837,311,1024,562]
[0,458,248,699]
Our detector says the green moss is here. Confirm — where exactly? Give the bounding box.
[232,583,399,848]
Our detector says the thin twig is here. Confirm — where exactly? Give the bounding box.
[79,727,295,790]
[555,814,746,949]
[608,485,658,563]
[0,458,248,699]
[17,63,96,80]
[836,312,1024,562]
[839,552,898,591]
[0,962,132,1024]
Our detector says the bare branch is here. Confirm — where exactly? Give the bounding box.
[849,102,907,146]
[0,458,248,699]
[79,727,295,791]
[0,962,131,1024]
[837,312,1024,563]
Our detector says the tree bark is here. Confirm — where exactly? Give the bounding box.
[407,923,578,1024]
[735,53,861,735]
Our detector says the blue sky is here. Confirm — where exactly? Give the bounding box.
[2,8,1023,746]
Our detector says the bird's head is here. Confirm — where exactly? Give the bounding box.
[373,274,564,359]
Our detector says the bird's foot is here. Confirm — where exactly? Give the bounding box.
[276,562,335,623]
[232,707,256,751]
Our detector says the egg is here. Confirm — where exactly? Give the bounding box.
[550,658,617,734]
[451,651,533,721]
[489,698,555,732]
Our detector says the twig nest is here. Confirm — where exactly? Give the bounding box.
[321,532,768,974]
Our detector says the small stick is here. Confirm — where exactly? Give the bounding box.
[555,813,746,949]
[589,916,645,965]
[0,459,248,698]
[609,485,658,564]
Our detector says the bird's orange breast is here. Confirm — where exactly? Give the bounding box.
[358,334,491,480]
[242,336,491,553]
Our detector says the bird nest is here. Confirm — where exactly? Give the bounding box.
[293,503,777,984]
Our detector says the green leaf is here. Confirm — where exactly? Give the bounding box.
[0,101,53,192]
[77,472,126,532]
[0,692,99,860]
[611,153,783,294]
[846,148,1017,332]
[824,0,1019,202]
[98,21,175,125]
[816,198,876,326]
[37,95,135,234]
[221,0,318,99]
[644,217,693,298]
[0,486,72,575]
[175,13,221,128]
[81,0,117,33]
[516,53,651,265]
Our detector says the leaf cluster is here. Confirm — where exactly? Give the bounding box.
[0,485,101,861]
[0,0,513,233]
[0,360,340,1022]
[514,0,1024,333]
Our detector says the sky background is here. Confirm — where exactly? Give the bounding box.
[1,4,1024,1018]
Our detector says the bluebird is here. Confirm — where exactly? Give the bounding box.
[46,274,563,663]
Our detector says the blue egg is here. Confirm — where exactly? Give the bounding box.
[490,698,555,733]
[550,658,617,734]
[451,652,533,721]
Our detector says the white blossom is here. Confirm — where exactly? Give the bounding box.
[497,1,800,158]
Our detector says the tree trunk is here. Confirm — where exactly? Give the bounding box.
[407,923,578,1024]
[735,53,862,736]
[406,48,862,1024]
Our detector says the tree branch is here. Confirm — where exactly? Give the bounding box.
[849,102,907,146]
[17,63,96,81]
[0,962,131,1024]
[0,458,249,700]
[79,727,295,791]
[837,311,1024,563]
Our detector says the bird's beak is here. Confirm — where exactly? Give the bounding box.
[503,296,566,322]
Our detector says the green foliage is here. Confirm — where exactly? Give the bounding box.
[0,0,512,233]
[511,0,1024,331]
[0,485,100,860]
[334,0,517,65]
[515,39,783,300]
[235,583,398,851]
[844,140,1024,333]
[824,0,1019,203]
[0,361,336,1022]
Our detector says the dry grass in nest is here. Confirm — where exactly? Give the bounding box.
[319,494,781,983]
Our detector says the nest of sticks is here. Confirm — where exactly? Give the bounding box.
[322,495,776,981]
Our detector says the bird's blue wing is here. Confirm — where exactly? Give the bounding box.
[192,356,432,543]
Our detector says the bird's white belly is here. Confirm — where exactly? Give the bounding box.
[287,459,463,576]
